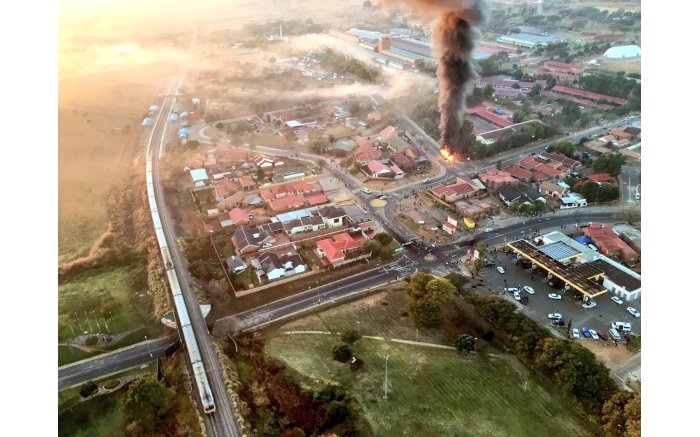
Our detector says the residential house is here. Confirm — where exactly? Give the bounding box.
[208,165,232,180]
[588,173,613,184]
[503,165,534,182]
[225,256,247,275]
[269,194,306,213]
[231,227,276,256]
[228,208,250,226]
[584,224,639,264]
[539,180,569,199]
[498,185,524,207]
[391,153,417,171]
[315,232,365,266]
[609,129,634,142]
[537,152,581,170]
[390,165,405,179]
[214,178,239,201]
[431,178,482,203]
[254,252,306,282]
[478,168,519,189]
[238,175,256,191]
[560,193,588,209]
[523,186,547,205]
[367,160,392,178]
[378,125,398,142]
[367,112,382,122]
[190,168,209,184]
[318,205,347,228]
[402,146,420,160]
[306,193,329,207]
[385,136,409,152]
[283,215,326,236]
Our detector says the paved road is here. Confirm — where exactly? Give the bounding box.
[611,352,641,389]
[58,337,178,389]
[620,165,641,205]
[214,256,417,335]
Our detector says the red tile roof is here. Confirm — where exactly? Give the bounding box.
[550,85,628,105]
[306,193,328,206]
[268,194,305,213]
[503,165,533,181]
[473,110,513,128]
[584,224,638,260]
[588,173,613,183]
[239,175,255,189]
[228,208,249,225]
[316,238,346,262]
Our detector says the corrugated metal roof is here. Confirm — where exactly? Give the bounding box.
[539,241,580,261]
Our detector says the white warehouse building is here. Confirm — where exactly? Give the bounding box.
[603,45,641,59]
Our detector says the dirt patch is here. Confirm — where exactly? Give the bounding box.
[579,340,632,366]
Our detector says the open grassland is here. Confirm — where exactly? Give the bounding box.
[58,62,175,263]
[59,390,126,437]
[266,335,595,437]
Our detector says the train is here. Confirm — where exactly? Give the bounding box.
[145,103,217,415]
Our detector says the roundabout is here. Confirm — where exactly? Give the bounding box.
[370,199,387,208]
[424,254,437,262]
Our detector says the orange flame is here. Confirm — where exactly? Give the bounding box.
[440,147,454,163]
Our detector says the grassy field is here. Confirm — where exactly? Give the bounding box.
[264,291,596,436]
[266,335,594,437]
[59,390,126,437]
[58,345,100,367]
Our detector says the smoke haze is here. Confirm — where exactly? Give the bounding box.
[380,0,487,148]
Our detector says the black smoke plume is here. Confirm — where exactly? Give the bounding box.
[380,1,487,150]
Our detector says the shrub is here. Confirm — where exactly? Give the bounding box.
[85,336,98,346]
[331,343,352,363]
[350,357,364,371]
[341,329,361,344]
[79,381,98,398]
[324,400,350,427]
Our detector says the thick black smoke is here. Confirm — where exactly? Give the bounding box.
[380,1,487,150]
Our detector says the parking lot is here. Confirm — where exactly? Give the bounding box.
[474,249,642,339]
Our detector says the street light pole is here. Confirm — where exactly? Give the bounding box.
[383,355,390,400]
[144,336,153,358]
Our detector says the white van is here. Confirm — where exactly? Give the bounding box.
[608,328,622,341]
[611,322,632,333]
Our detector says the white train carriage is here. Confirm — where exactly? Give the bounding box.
[173,294,191,327]
[192,362,217,414]
[165,268,182,297]
[182,324,203,365]
[147,181,156,199]
[155,228,168,249]
[146,159,153,173]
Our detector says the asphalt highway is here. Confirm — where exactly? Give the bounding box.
[58,337,177,389]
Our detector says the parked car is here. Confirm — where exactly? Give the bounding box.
[361,187,372,194]
[483,227,493,233]
[612,322,632,333]
[377,194,387,200]
[547,313,562,320]
[597,330,609,341]
[496,266,505,274]
[483,261,496,268]
[504,287,519,293]
[522,286,535,295]
[611,296,624,305]
[572,328,580,339]
[608,328,622,341]
[582,300,597,309]
[423,177,431,183]
[590,330,600,340]
[551,318,565,326]
[514,291,521,301]
[582,326,591,338]
[548,293,561,300]
[627,307,641,318]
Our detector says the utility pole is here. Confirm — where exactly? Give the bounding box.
[84,311,93,333]
[383,355,390,400]
[68,321,76,337]
[357,321,360,336]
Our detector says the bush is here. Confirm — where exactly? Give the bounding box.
[331,342,352,363]
[350,357,364,371]
[341,329,361,344]
[85,336,98,346]
[324,400,350,427]
[482,331,495,341]
[79,381,98,398]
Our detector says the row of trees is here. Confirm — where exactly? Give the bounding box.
[573,181,620,203]
[457,288,640,434]
[320,50,381,83]
[593,153,627,176]
[405,273,457,329]
[361,232,396,260]
[579,73,641,100]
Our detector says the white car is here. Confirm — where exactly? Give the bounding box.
[548,293,561,300]
[611,296,624,305]
[582,300,597,309]
[547,313,562,320]
[361,188,372,194]
[590,330,600,340]
[514,291,521,301]
[504,287,519,293]
[423,177,431,183]
[483,227,493,233]
[496,266,505,274]
[572,328,580,339]
[523,286,535,295]
[627,307,641,318]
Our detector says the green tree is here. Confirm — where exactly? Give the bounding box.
[601,391,641,437]
[552,140,576,157]
[324,400,350,427]
[482,84,494,98]
[593,153,626,176]
[341,329,361,344]
[408,298,444,328]
[445,272,467,291]
[454,334,476,353]
[361,239,382,256]
[122,376,176,433]
[406,272,435,300]
[79,381,98,398]
[373,232,393,246]
[424,278,456,303]
[331,342,353,362]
